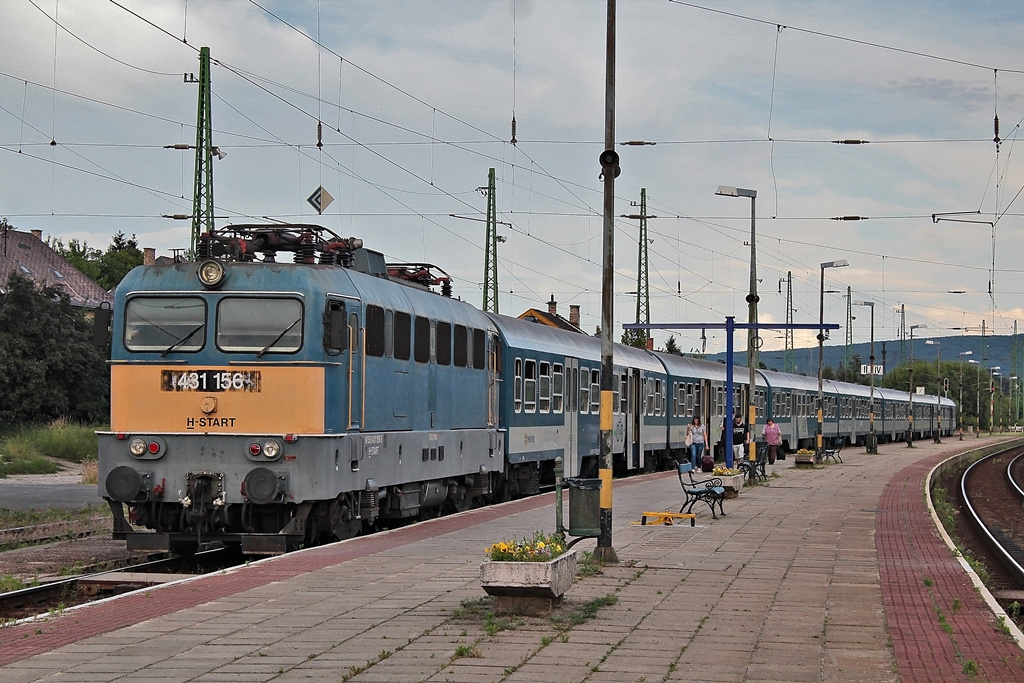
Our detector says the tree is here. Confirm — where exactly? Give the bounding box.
[621,328,648,349]
[661,335,683,356]
[0,273,109,425]
[47,230,144,291]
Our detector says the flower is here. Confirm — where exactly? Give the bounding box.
[712,466,742,476]
[485,530,565,562]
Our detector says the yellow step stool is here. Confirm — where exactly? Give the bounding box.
[633,510,696,527]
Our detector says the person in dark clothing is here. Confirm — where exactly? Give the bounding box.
[721,414,749,465]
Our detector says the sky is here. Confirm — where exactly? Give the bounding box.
[2,0,1023,360]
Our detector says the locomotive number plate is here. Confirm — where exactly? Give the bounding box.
[161,370,261,393]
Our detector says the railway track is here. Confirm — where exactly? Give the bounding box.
[957,444,1024,600]
[0,546,238,621]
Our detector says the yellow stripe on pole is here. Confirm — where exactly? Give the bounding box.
[600,467,613,508]
[600,390,613,431]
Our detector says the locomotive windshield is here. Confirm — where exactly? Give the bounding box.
[124,296,206,353]
[216,297,303,354]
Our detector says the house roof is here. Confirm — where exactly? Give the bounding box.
[517,307,585,334]
[0,229,112,308]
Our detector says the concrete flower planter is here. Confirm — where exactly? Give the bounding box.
[480,550,578,616]
[694,473,744,498]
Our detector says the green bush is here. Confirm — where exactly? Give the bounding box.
[0,420,102,477]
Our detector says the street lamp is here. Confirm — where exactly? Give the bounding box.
[968,359,980,437]
[990,366,1001,435]
[907,324,926,447]
[817,259,849,460]
[852,300,877,453]
[716,185,759,471]
[958,351,972,440]
[925,340,941,443]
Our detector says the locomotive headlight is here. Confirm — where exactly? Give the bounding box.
[197,259,226,288]
[263,440,281,458]
[129,438,147,456]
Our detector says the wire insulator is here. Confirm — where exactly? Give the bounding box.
[510,115,517,145]
[994,115,1001,149]
[317,121,323,149]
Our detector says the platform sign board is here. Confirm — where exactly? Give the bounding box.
[307,186,334,214]
[860,364,884,376]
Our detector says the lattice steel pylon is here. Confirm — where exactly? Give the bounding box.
[845,286,853,371]
[482,168,499,313]
[784,271,794,372]
[635,188,650,341]
[190,47,214,261]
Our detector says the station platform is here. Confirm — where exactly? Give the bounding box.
[2,436,1024,682]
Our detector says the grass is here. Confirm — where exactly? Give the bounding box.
[0,419,103,478]
[0,503,110,529]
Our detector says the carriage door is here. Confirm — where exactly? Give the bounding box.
[565,357,579,477]
[631,369,643,465]
[488,334,500,427]
[348,310,363,430]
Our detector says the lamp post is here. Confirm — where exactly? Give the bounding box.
[817,259,849,460]
[907,324,926,447]
[853,300,877,453]
[716,185,759,471]
[925,339,941,443]
[958,351,972,440]
[990,366,1001,435]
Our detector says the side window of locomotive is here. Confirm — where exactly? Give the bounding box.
[125,296,206,352]
[552,363,564,413]
[514,357,523,412]
[394,312,411,361]
[414,316,430,362]
[539,361,551,413]
[384,309,394,358]
[364,305,385,357]
[579,366,589,414]
[324,300,346,354]
[453,324,468,367]
[473,328,486,369]
[217,297,302,354]
[436,322,451,366]
[524,359,537,412]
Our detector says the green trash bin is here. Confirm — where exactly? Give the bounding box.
[566,477,601,537]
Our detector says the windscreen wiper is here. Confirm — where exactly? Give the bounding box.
[160,324,205,357]
[257,318,301,358]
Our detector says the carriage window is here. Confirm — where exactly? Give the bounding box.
[414,316,430,362]
[590,369,601,414]
[716,386,724,417]
[364,305,385,357]
[514,358,523,412]
[539,361,551,413]
[473,329,486,369]
[454,324,468,367]
[394,312,411,360]
[620,374,628,414]
[654,379,664,416]
[553,363,564,413]
[579,366,590,414]
[125,296,206,352]
[686,383,695,416]
[436,322,451,365]
[216,297,302,354]
[524,359,537,412]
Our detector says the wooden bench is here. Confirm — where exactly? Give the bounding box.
[738,442,769,482]
[820,439,843,463]
[674,461,727,520]
[634,510,696,527]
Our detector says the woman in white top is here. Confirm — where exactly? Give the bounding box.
[686,416,707,469]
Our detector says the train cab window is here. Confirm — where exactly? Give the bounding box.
[394,312,411,360]
[324,300,346,353]
[454,324,468,367]
[125,296,206,353]
[436,322,451,365]
[553,363,564,413]
[473,329,486,369]
[514,358,523,412]
[590,370,601,414]
[216,297,302,354]
[524,359,537,412]
[539,361,551,412]
[579,366,590,414]
[414,316,430,362]
[364,305,386,357]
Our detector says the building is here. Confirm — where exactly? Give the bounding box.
[0,227,112,309]
[517,295,584,334]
